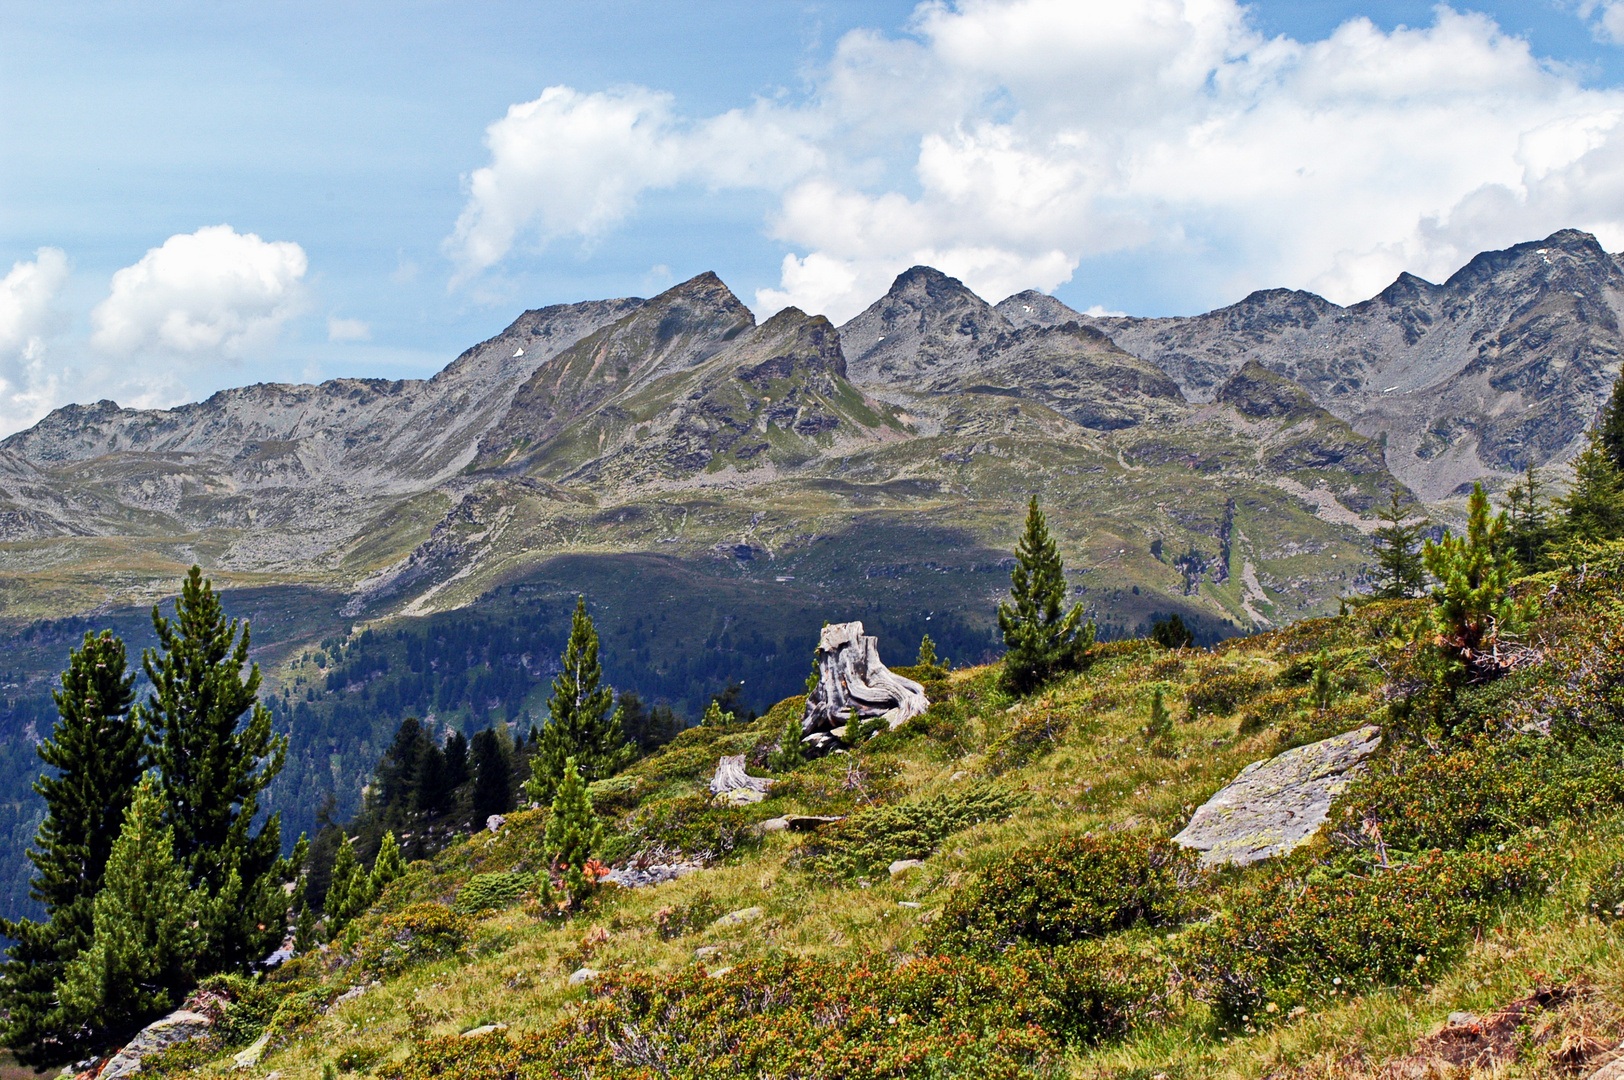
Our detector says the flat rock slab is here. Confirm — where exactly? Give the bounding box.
[1173,725,1381,868]
[98,1010,213,1080]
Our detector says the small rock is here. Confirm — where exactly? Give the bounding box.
[485,814,506,833]
[948,771,968,782]
[694,946,724,959]
[784,815,843,832]
[706,966,733,979]
[711,905,763,929]
[1447,1011,1480,1027]
[232,1032,271,1070]
[567,968,600,986]
[331,984,369,1007]
[897,902,922,909]
[888,859,925,877]
[605,862,698,889]
[98,1010,213,1080]
[721,788,765,806]
[460,1023,509,1038]
[757,817,789,833]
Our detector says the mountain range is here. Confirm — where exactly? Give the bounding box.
[0,227,1615,918]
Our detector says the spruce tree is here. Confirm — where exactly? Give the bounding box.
[1370,491,1426,598]
[140,566,299,973]
[544,759,601,908]
[1145,687,1173,758]
[699,699,733,727]
[1150,613,1194,650]
[1504,464,1554,573]
[471,728,514,819]
[55,775,198,1047]
[1599,370,1624,472]
[768,713,806,773]
[370,831,405,895]
[443,730,470,787]
[998,496,1094,693]
[1556,429,1624,550]
[528,598,630,799]
[0,631,142,1062]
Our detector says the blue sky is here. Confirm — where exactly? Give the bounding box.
[5,0,1624,433]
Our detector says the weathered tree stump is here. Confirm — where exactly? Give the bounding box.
[801,622,928,752]
[708,754,775,804]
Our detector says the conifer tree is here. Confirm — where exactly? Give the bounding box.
[293,902,318,956]
[1313,649,1335,711]
[528,598,630,800]
[1145,687,1173,758]
[321,834,376,937]
[698,699,733,727]
[140,567,299,972]
[998,496,1094,693]
[0,631,142,1062]
[1423,483,1524,672]
[1504,464,1554,573]
[1370,491,1426,598]
[443,730,470,788]
[768,713,806,773]
[1598,370,1624,472]
[471,728,514,819]
[55,775,198,1047]
[1150,613,1195,650]
[370,831,405,896]
[544,758,601,908]
[1556,429,1624,550]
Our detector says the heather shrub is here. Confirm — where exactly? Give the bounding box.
[1234,688,1302,735]
[653,890,724,939]
[1186,666,1270,717]
[798,782,1024,879]
[454,871,534,915]
[983,709,1070,775]
[353,903,472,976]
[924,834,1200,955]
[623,793,765,862]
[1587,855,1624,921]
[1182,843,1547,1022]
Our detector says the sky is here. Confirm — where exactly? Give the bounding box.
[7,0,1624,435]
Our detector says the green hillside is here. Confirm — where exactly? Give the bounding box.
[106,541,1624,1080]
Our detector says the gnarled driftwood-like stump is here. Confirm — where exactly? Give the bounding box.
[709,754,775,804]
[801,622,928,753]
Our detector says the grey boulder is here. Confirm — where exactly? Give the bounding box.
[1173,725,1381,868]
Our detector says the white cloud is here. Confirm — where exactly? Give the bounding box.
[327,316,372,342]
[91,225,308,360]
[451,0,1624,321]
[0,248,70,433]
[1579,1,1624,44]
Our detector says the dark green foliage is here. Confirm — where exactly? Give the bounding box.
[983,709,1070,776]
[469,728,513,821]
[707,683,757,724]
[924,834,1198,956]
[1556,430,1624,550]
[799,782,1024,879]
[998,496,1094,693]
[141,566,294,973]
[1184,666,1269,717]
[351,903,471,976]
[1598,369,1624,472]
[322,834,371,935]
[55,775,198,1048]
[529,598,631,800]
[1183,844,1546,1022]
[617,691,678,756]
[443,731,470,788]
[1370,491,1426,598]
[0,630,141,1063]
[1312,650,1334,711]
[622,794,763,863]
[293,903,318,956]
[545,758,601,907]
[1150,613,1194,650]
[1504,464,1555,573]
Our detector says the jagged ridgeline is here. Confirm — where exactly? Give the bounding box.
[0,229,1618,920]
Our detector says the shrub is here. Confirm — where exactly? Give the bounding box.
[983,709,1070,776]
[1182,844,1547,1022]
[653,890,724,939]
[799,782,1024,879]
[454,872,534,915]
[1186,666,1271,717]
[1234,688,1302,736]
[353,903,472,976]
[924,834,1200,955]
[624,794,765,863]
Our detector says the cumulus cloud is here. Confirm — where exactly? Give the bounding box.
[91,225,308,360]
[0,248,70,432]
[451,0,1624,321]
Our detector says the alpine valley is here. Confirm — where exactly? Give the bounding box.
[0,228,1616,919]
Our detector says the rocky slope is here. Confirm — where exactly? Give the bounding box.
[1074,229,1624,499]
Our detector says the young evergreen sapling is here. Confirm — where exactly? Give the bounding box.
[544,758,601,908]
[528,598,630,801]
[998,496,1095,693]
[1370,491,1426,598]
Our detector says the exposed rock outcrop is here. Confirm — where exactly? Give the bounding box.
[1172,724,1381,867]
[94,1008,213,1080]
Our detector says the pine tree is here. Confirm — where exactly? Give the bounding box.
[370,831,405,896]
[699,699,733,727]
[997,496,1094,693]
[1150,613,1195,650]
[1145,687,1173,758]
[471,728,514,819]
[1504,464,1553,573]
[767,712,806,773]
[1370,491,1426,598]
[544,759,601,908]
[55,775,198,1048]
[140,566,299,972]
[1423,483,1523,672]
[1598,370,1624,472]
[1556,429,1624,550]
[292,902,318,956]
[443,730,470,788]
[1313,649,1335,711]
[0,630,142,1062]
[528,598,630,800]
[321,834,374,937]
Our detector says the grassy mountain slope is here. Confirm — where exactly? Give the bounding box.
[130,545,1624,1080]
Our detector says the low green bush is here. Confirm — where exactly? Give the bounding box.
[798,782,1024,880]
[983,709,1070,776]
[1186,666,1271,717]
[353,903,472,976]
[454,872,534,915]
[1588,855,1624,921]
[1182,843,1548,1023]
[624,794,765,862]
[924,834,1200,955]
[653,890,724,939]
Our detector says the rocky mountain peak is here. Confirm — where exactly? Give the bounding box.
[736,308,847,385]
[1215,361,1321,421]
[838,266,1014,386]
[995,290,1084,330]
